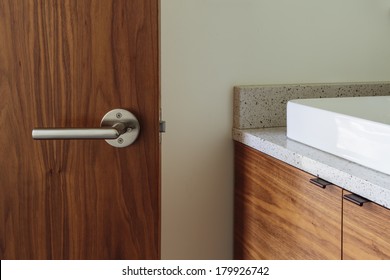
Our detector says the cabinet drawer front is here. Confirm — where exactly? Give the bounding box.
[234,142,342,260]
[343,191,390,260]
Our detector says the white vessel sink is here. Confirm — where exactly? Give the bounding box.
[287,96,390,175]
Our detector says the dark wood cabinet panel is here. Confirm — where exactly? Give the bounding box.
[234,142,342,260]
[343,191,390,260]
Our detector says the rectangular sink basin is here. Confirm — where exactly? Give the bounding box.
[287,96,390,175]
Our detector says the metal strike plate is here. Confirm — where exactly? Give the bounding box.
[159,121,166,133]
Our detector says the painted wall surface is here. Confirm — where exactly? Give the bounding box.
[161,0,390,259]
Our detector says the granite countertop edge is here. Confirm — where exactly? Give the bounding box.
[233,127,390,209]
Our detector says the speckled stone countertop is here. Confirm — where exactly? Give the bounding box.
[234,82,390,129]
[233,82,390,209]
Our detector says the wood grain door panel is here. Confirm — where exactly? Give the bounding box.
[234,142,342,260]
[343,191,390,260]
[0,0,160,259]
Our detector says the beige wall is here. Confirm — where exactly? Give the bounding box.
[161,0,390,259]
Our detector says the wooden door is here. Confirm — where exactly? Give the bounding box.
[343,191,390,259]
[234,142,342,259]
[0,0,160,259]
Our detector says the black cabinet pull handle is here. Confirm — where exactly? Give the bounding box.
[309,177,332,189]
[343,193,369,206]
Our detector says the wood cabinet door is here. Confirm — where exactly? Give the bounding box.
[234,142,342,259]
[0,0,160,259]
[343,191,390,259]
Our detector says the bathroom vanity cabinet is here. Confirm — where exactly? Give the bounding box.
[234,141,390,260]
[343,191,390,259]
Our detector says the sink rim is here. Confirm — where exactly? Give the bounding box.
[287,96,390,175]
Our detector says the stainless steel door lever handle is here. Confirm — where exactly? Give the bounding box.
[32,127,124,140]
[32,109,140,148]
